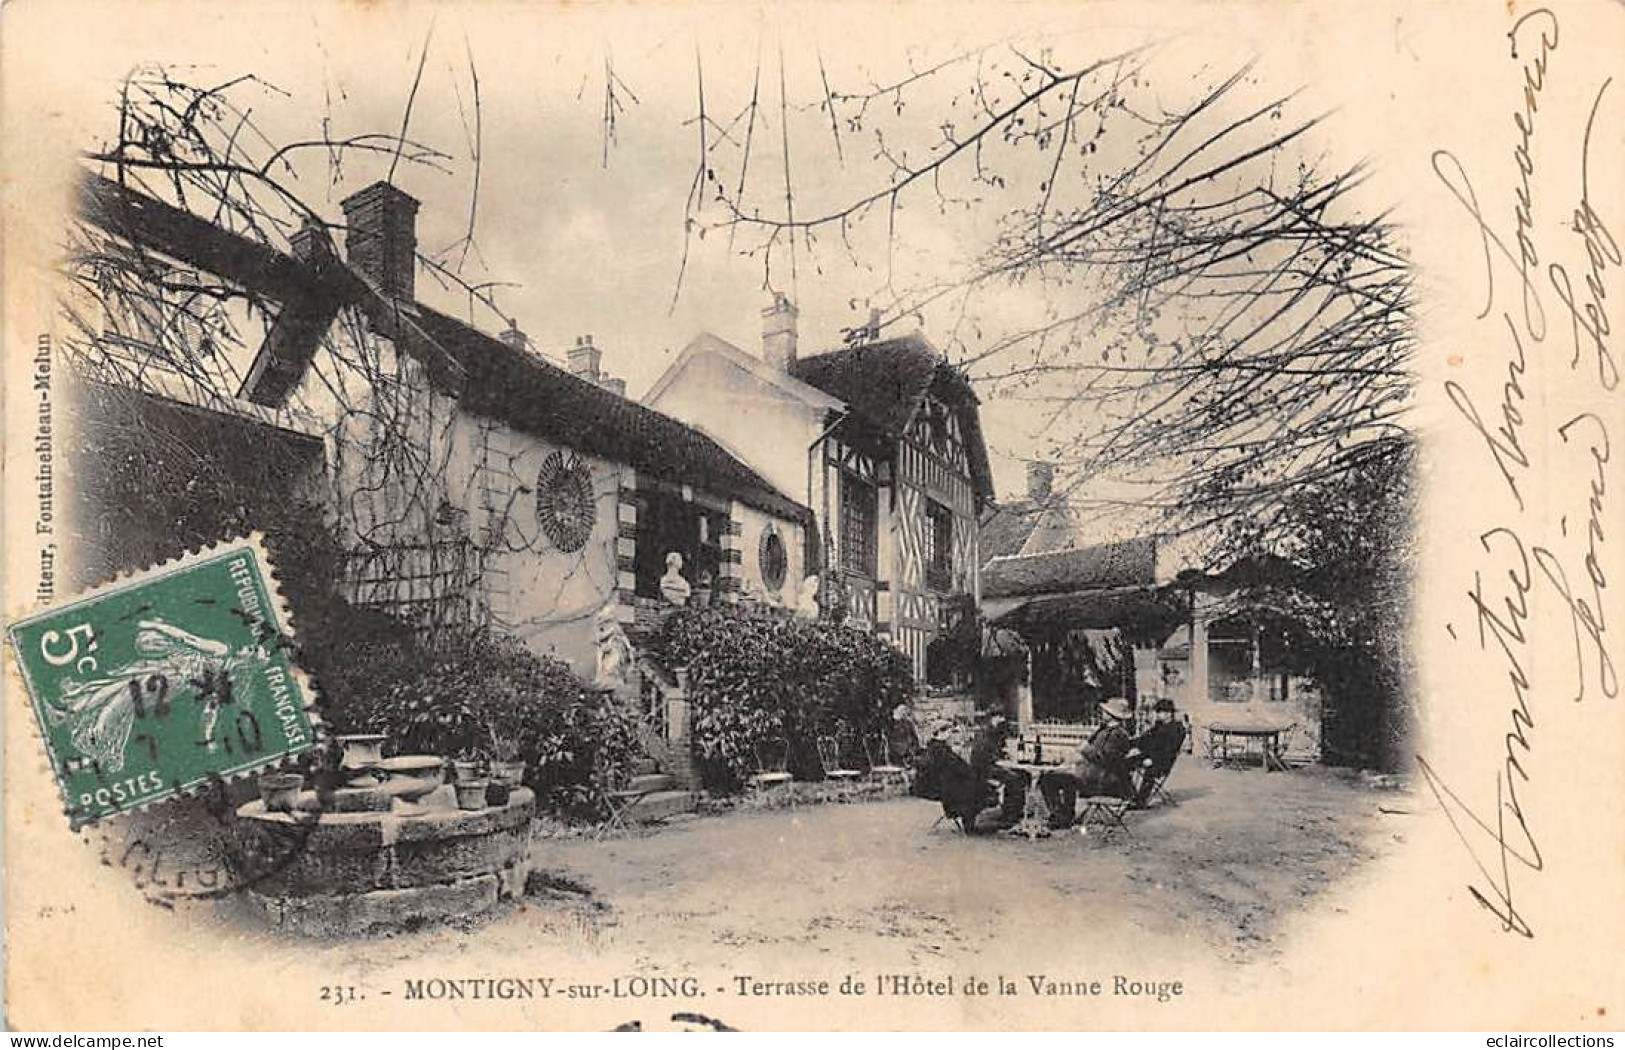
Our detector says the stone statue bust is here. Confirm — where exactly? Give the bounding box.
[794,574,821,620]
[659,551,692,607]
[593,604,634,689]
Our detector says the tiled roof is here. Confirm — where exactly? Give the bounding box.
[981,536,1161,599]
[82,172,812,527]
[1017,501,1098,557]
[990,585,1186,633]
[791,337,943,437]
[410,306,812,523]
[979,500,1043,564]
[790,335,996,501]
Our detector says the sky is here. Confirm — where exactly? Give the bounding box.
[41,1,1403,520]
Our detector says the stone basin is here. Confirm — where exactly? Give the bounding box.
[235,785,534,936]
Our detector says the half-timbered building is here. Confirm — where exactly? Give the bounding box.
[644,297,995,680]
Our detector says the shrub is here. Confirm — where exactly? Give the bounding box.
[656,604,916,792]
[315,617,638,820]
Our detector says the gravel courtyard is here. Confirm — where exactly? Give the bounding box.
[48,759,1414,1029]
[503,762,1406,975]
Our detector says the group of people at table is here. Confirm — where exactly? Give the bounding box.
[915,697,1187,834]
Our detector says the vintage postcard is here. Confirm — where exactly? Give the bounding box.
[2,0,1621,1033]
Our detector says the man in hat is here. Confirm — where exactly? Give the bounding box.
[968,711,1027,829]
[1038,696,1136,829]
[1127,698,1187,807]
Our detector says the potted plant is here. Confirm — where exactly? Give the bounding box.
[452,749,482,785]
[486,728,525,807]
[454,776,489,811]
[693,571,714,609]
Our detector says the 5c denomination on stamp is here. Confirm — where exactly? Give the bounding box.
[7,534,319,828]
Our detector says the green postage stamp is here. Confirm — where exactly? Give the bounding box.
[8,535,319,828]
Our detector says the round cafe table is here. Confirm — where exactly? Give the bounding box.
[1206,722,1292,772]
[995,758,1065,839]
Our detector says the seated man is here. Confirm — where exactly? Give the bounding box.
[1127,698,1187,807]
[1038,696,1136,829]
[968,712,1028,829]
[911,738,999,834]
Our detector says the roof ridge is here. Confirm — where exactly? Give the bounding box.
[410,304,811,521]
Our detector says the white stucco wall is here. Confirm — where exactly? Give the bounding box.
[645,350,826,506]
[447,412,626,678]
[733,501,806,607]
[279,320,626,677]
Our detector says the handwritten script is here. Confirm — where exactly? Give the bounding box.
[1425,7,1617,940]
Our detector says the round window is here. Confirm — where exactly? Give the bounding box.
[759,529,788,592]
[534,450,595,553]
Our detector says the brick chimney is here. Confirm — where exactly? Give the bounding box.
[568,334,602,383]
[601,376,627,398]
[498,322,527,352]
[762,293,799,371]
[340,181,419,301]
[288,218,337,266]
[1026,460,1055,502]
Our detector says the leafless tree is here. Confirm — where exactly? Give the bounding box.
[676,39,1414,556]
[62,62,611,642]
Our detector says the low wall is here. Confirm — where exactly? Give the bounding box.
[236,786,534,936]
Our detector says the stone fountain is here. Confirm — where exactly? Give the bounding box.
[234,735,534,936]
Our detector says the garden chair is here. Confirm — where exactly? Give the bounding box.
[1264,723,1298,772]
[751,737,794,790]
[864,735,911,788]
[596,784,655,839]
[1077,794,1134,840]
[817,734,862,782]
[1133,761,1179,809]
[594,755,658,839]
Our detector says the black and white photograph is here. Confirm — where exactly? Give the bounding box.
[2,0,1620,1034]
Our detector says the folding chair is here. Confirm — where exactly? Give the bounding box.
[751,737,794,790]
[594,753,657,838]
[1265,724,1299,771]
[1135,765,1179,808]
[1077,795,1134,839]
[817,734,862,782]
[596,784,656,839]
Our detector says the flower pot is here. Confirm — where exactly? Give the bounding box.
[336,734,388,771]
[258,772,304,813]
[673,666,691,691]
[490,760,527,788]
[454,779,490,811]
[485,781,512,807]
[453,759,481,783]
